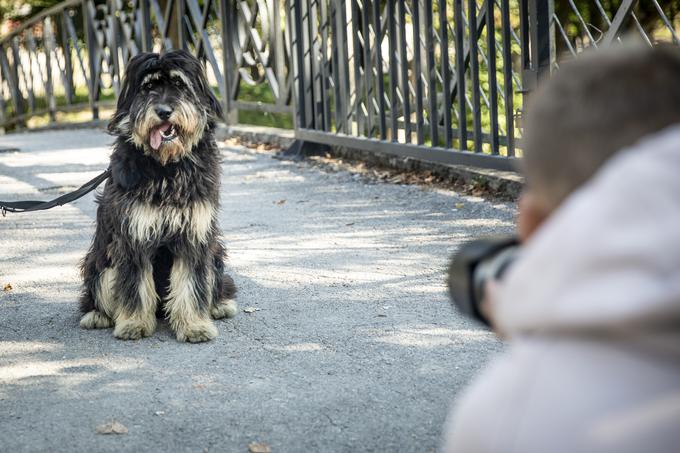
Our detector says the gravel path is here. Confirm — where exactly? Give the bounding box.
[0,129,515,453]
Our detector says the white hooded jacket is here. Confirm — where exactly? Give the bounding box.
[443,126,680,453]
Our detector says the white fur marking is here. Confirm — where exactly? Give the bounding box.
[141,72,162,86]
[165,258,217,342]
[80,310,113,329]
[169,69,196,95]
[127,201,215,243]
[112,261,157,340]
[96,267,118,318]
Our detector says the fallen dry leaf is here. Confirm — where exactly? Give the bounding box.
[274,199,286,205]
[96,420,128,435]
[2,283,12,292]
[454,202,465,209]
[243,307,260,314]
[248,442,271,453]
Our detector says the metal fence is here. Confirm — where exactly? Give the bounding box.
[291,0,526,170]
[0,0,678,170]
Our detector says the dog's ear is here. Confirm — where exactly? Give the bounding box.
[108,52,159,135]
[203,84,224,121]
[180,50,224,121]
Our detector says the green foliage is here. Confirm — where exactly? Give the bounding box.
[235,80,294,129]
[1,0,62,22]
[555,1,680,48]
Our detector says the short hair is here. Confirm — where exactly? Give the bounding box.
[521,43,680,210]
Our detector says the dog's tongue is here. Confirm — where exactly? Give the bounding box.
[150,128,162,150]
[149,123,172,150]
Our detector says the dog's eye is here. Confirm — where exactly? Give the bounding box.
[173,79,183,87]
[144,82,154,91]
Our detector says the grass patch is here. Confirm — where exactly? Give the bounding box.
[234,81,293,129]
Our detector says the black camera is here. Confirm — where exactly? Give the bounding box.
[447,236,519,327]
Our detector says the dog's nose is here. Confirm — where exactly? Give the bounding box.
[155,104,173,121]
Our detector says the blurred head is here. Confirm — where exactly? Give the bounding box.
[518,43,680,240]
[108,50,222,165]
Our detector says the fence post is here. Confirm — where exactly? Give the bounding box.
[139,0,153,52]
[522,0,554,91]
[290,0,305,130]
[82,0,99,120]
[176,0,186,50]
[284,0,329,157]
[219,0,237,124]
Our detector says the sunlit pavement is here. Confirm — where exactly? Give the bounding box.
[0,128,515,452]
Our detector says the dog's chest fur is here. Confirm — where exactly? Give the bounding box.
[127,198,215,243]
[107,137,220,245]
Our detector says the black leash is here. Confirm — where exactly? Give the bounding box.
[0,168,111,216]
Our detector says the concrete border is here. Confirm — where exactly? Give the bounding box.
[215,123,524,199]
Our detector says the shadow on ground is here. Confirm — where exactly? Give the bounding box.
[0,129,515,452]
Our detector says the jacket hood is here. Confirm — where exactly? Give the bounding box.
[495,126,680,345]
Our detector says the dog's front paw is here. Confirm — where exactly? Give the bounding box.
[80,311,113,329]
[176,320,218,343]
[113,318,154,340]
[211,300,238,319]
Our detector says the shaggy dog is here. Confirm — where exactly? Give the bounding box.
[79,50,237,342]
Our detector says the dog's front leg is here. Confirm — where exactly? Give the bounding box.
[112,253,158,340]
[165,250,218,343]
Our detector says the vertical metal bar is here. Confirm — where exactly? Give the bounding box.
[61,10,75,104]
[176,0,186,50]
[43,18,56,123]
[0,47,24,121]
[423,0,437,146]
[308,0,322,130]
[300,0,314,128]
[486,0,499,154]
[273,0,287,110]
[82,0,98,119]
[437,0,451,148]
[500,0,514,156]
[350,0,363,135]
[219,0,234,121]
[319,0,332,131]
[140,0,153,51]
[468,0,481,153]
[361,0,373,136]
[397,0,411,143]
[290,0,305,128]
[341,0,352,134]
[411,0,424,145]
[527,0,552,86]
[12,37,35,113]
[107,1,121,96]
[372,0,386,140]
[387,0,398,141]
[329,0,342,131]
[518,0,530,69]
[334,0,350,134]
[453,0,466,150]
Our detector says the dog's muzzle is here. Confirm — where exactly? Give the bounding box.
[149,121,178,150]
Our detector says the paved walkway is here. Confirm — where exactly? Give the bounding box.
[0,129,515,452]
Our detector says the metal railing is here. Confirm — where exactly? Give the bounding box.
[290,0,527,170]
[0,0,678,170]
